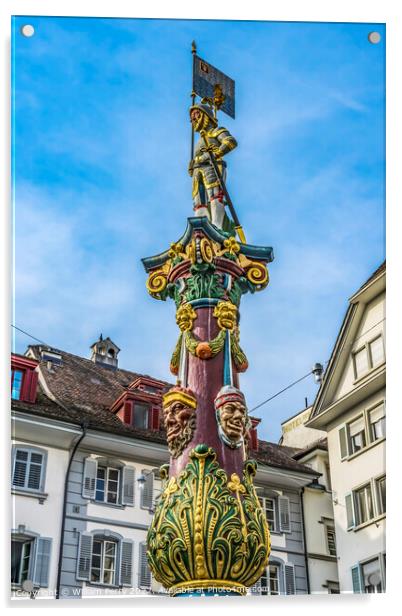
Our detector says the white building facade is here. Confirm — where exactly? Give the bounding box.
[307,263,386,593]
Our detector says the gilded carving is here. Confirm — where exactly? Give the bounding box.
[162,386,197,458]
[213,300,237,330]
[176,303,197,332]
[146,445,270,595]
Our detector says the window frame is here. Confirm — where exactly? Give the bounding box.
[11,368,25,400]
[11,445,47,495]
[352,334,385,382]
[326,525,337,556]
[11,538,33,586]
[339,400,386,461]
[132,402,151,430]
[94,465,121,505]
[90,538,118,586]
[375,475,386,516]
[354,482,374,526]
[259,496,278,533]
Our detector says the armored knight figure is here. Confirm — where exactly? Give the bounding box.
[189,104,237,230]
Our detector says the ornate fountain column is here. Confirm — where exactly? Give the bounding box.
[142,217,274,596]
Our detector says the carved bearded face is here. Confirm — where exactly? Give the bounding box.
[162,389,197,458]
[219,400,247,442]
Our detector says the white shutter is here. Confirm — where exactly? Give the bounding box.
[82,457,97,499]
[138,542,151,588]
[76,532,93,581]
[32,537,52,587]
[122,466,135,506]
[119,539,134,586]
[141,470,154,509]
[278,496,291,533]
[284,563,296,595]
[345,492,355,529]
[351,564,362,593]
[338,425,348,459]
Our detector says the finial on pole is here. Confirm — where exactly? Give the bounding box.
[191,40,197,55]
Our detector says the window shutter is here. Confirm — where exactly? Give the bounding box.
[119,539,134,586]
[123,401,132,424]
[76,532,93,581]
[351,564,362,593]
[138,542,151,588]
[28,452,43,490]
[339,425,348,459]
[151,407,160,430]
[33,537,52,587]
[82,457,97,499]
[12,449,28,487]
[345,492,355,529]
[141,471,154,509]
[278,496,291,532]
[122,466,135,506]
[284,563,296,595]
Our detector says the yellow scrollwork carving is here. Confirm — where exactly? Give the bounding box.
[146,267,168,295]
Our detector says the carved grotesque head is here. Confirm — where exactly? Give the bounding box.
[215,385,250,448]
[176,303,197,332]
[162,387,197,458]
[213,301,238,331]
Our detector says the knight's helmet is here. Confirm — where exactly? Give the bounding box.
[189,103,218,132]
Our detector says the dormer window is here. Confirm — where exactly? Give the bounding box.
[133,403,150,429]
[10,355,39,404]
[11,369,24,400]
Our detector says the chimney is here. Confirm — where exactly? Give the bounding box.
[90,334,120,369]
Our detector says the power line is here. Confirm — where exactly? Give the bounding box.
[248,317,385,414]
[248,370,316,413]
[11,324,49,346]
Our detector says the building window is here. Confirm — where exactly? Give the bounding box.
[11,369,24,400]
[361,558,383,593]
[91,539,117,585]
[259,497,277,532]
[95,467,120,505]
[369,337,385,368]
[353,335,385,380]
[12,447,45,492]
[133,403,150,429]
[348,415,366,454]
[258,564,281,595]
[11,534,52,588]
[353,347,369,379]
[77,532,133,587]
[354,483,374,525]
[326,526,337,556]
[11,539,32,585]
[376,476,386,515]
[369,404,385,442]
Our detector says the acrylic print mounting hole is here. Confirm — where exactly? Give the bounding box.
[21,24,35,37]
[368,31,381,44]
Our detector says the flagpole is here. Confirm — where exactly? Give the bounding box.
[190,41,197,162]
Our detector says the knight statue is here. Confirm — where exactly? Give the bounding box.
[188,103,237,231]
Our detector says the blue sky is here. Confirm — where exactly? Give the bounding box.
[12,16,385,442]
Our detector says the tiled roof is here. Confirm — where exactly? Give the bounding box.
[27,345,171,414]
[291,437,328,460]
[253,440,318,475]
[13,346,318,476]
